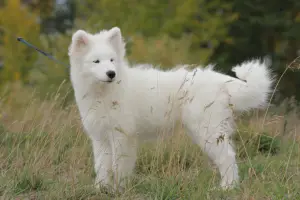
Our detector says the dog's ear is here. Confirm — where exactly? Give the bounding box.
[107,27,125,58]
[68,30,90,56]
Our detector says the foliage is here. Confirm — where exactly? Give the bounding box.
[24,0,54,19]
[54,0,76,33]
[0,0,300,103]
[257,134,280,155]
[76,0,237,65]
[0,0,40,84]
[211,0,300,102]
[127,34,204,68]
[234,129,281,159]
[30,33,72,94]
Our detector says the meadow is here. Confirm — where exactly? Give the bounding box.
[0,78,300,200]
[1,0,300,199]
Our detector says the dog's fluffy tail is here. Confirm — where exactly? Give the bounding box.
[227,59,274,111]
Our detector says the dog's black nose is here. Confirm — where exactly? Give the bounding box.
[106,70,116,79]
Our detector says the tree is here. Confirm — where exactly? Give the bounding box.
[211,0,300,103]
[0,0,40,84]
[76,0,237,64]
[54,0,76,33]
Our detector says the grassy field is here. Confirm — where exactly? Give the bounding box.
[0,83,300,200]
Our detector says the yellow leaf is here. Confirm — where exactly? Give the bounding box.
[14,72,20,81]
[295,12,300,22]
[224,37,234,45]
[0,0,40,85]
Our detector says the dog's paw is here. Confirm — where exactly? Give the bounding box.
[94,181,114,194]
[220,180,239,191]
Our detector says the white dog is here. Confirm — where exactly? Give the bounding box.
[68,27,273,191]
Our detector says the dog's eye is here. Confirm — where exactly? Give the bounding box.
[93,60,100,63]
[110,58,114,62]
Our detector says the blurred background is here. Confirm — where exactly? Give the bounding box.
[0,1,300,198]
[0,0,300,104]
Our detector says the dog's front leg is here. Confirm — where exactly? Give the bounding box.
[110,133,137,191]
[91,139,113,189]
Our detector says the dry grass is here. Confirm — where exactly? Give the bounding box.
[0,82,300,200]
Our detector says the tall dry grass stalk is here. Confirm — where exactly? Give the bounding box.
[0,58,300,199]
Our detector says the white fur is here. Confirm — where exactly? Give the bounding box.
[68,27,274,191]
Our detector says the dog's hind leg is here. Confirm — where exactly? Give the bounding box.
[183,106,239,189]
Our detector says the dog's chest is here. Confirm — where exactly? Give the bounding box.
[77,95,134,133]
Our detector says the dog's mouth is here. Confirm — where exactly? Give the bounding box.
[101,79,114,83]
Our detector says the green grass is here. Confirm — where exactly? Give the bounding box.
[1,89,300,199]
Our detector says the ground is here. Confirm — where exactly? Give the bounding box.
[0,84,300,200]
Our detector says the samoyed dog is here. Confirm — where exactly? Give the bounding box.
[68,27,273,191]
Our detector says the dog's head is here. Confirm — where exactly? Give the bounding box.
[68,27,125,83]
